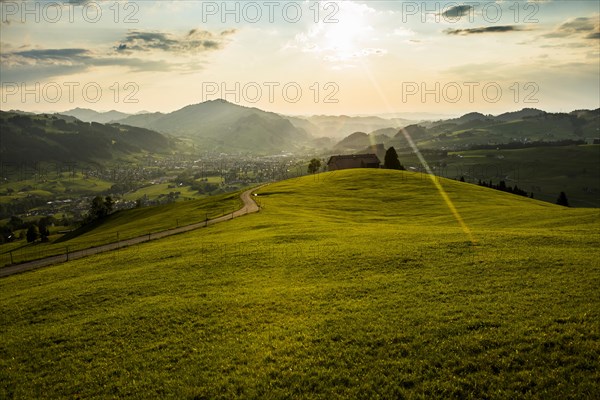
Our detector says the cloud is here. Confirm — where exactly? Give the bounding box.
[1,47,181,81]
[444,26,527,35]
[0,48,92,68]
[64,0,93,5]
[0,27,237,81]
[324,47,387,63]
[543,16,599,39]
[586,31,600,40]
[284,1,383,67]
[392,28,415,37]
[114,29,237,54]
[220,29,238,37]
[538,15,600,49]
[441,5,473,19]
[540,42,589,49]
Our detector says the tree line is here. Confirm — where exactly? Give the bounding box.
[0,196,115,245]
[0,215,56,244]
[477,179,530,198]
[469,139,586,151]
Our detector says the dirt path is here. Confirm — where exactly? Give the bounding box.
[0,186,265,278]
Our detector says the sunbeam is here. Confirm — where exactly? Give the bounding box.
[358,61,477,245]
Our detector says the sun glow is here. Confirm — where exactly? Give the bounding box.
[309,1,380,63]
[322,13,365,60]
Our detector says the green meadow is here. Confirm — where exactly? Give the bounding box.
[0,192,242,266]
[399,144,600,207]
[0,173,113,204]
[1,169,599,398]
[120,176,225,202]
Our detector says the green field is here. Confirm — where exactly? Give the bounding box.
[121,175,228,202]
[0,192,242,266]
[398,145,600,207]
[0,173,113,202]
[121,182,204,201]
[1,169,599,398]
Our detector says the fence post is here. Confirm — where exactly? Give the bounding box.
[66,246,69,261]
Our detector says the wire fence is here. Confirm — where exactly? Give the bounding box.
[0,205,244,269]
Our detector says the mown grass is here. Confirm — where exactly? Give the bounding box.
[0,191,243,266]
[1,169,599,399]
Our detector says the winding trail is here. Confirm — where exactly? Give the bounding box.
[0,186,265,278]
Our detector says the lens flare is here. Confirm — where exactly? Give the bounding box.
[397,128,477,245]
[358,61,476,245]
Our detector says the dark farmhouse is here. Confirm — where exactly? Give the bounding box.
[327,154,381,171]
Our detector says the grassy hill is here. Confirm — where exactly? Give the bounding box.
[0,191,243,266]
[396,144,600,207]
[1,170,599,398]
[333,131,390,152]
[0,111,174,164]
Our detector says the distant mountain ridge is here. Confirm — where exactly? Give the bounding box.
[427,108,548,127]
[288,114,414,139]
[108,100,418,150]
[333,108,599,152]
[333,131,390,152]
[115,99,310,154]
[495,108,546,121]
[62,108,132,124]
[30,103,599,154]
[0,111,174,164]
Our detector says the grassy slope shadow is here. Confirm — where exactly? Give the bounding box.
[53,217,107,244]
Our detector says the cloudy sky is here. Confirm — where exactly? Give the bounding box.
[0,0,598,116]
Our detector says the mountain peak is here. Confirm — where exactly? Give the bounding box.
[115,99,309,153]
[203,98,235,105]
[460,111,488,119]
